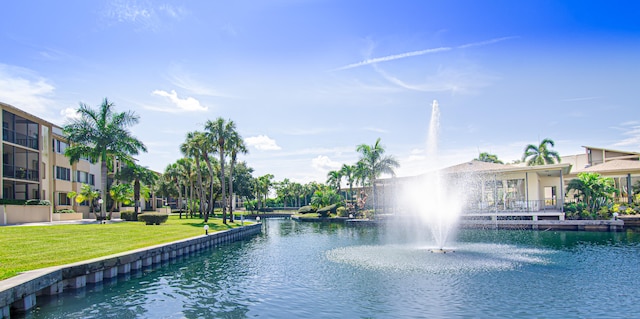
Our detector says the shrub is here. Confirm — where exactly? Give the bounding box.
[297,206,316,214]
[120,211,139,221]
[317,204,337,218]
[0,199,27,205]
[336,206,348,217]
[137,213,169,225]
[54,209,75,214]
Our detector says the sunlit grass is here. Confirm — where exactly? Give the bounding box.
[0,215,248,281]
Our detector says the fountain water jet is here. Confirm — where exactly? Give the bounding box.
[395,100,467,251]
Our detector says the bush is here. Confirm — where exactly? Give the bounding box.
[54,209,75,214]
[0,199,27,205]
[120,211,139,221]
[137,213,169,225]
[336,206,349,217]
[317,204,337,218]
[297,206,316,214]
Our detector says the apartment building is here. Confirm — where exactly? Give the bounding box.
[1,102,102,218]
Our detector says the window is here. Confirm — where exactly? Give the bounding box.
[55,166,71,181]
[58,192,71,205]
[53,139,68,154]
[89,174,95,186]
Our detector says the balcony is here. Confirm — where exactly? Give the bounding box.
[3,128,38,150]
[3,165,39,181]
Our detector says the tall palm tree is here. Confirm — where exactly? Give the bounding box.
[226,129,247,222]
[326,170,343,197]
[356,138,399,212]
[63,98,147,219]
[181,131,206,218]
[340,164,356,204]
[176,158,195,217]
[522,138,561,166]
[205,117,236,224]
[117,163,157,214]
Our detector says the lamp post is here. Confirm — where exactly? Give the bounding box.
[204,224,209,235]
[98,199,104,223]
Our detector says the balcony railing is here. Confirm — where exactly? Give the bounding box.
[465,200,561,213]
[3,128,38,150]
[2,165,39,181]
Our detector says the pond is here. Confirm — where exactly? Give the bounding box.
[22,219,640,318]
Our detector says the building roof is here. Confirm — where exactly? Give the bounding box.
[582,145,640,156]
[573,159,640,174]
[441,160,572,176]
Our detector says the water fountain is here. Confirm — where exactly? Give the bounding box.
[393,100,466,252]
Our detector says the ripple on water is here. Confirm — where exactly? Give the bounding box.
[325,243,554,274]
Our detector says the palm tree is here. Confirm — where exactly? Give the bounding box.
[340,164,356,204]
[566,172,618,213]
[63,98,147,220]
[117,163,157,214]
[326,170,343,195]
[176,158,196,218]
[226,129,247,222]
[205,117,236,224]
[109,183,134,216]
[181,131,206,219]
[164,163,183,212]
[475,152,503,164]
[356,138,399,212]
[67,184,100,218]
[154,175,178,209]
[522,138,561,166]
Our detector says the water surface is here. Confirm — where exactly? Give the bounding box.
[23,219,640,318]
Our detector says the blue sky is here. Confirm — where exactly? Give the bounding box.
[1,0,640,183]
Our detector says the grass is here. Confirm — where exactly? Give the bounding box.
[0,215,249,281]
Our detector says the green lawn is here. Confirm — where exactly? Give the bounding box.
[0,216,247,281]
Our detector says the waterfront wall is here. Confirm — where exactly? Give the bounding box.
[0,223,262,318]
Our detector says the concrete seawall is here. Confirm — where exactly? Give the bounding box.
[0,223,262,318]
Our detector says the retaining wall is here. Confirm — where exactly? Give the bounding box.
[0,223,262,318]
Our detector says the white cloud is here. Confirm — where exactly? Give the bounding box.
[60,107,82,122]
[613,125,640,148]
[311,155,342,172]
[151,89,208,112]
[103,0,187,30]
[0,64,55,114]
[245,135,281,150]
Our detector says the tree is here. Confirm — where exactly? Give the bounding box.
[67,184,100,218]
[181,131,206,219]
[310,185,341,208]
[117,163,157,214]
[154,175,178,208]
[340,164,356,204]
[63,98,147,220]
[522,138,561,166]
[326,170,343,196]
[566,172,618,213]
[226,128,247,222]
[356,138,399,212]
[475,152,503,164]
[205,117,237,224]
[109,183,134,217]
